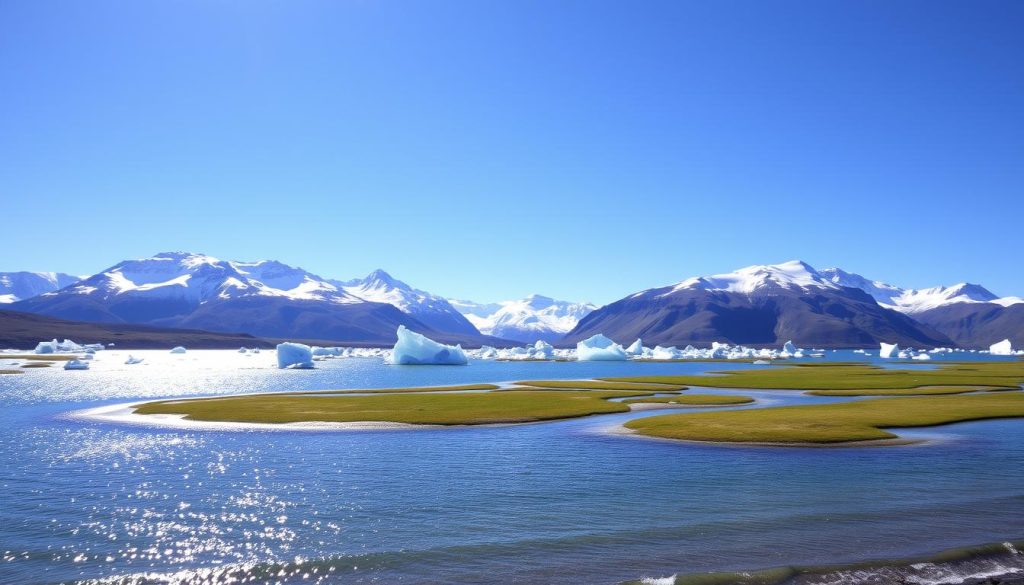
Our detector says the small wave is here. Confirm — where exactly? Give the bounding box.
[623,540,1024,585]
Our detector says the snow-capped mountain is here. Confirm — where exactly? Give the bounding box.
[338,270,480,336]
[667,260,839,295]
[0,272,80,303]
[820,267,1021,314]
[566,260,951,348]
[451,294,597,343]
[8,253,507,345]
[819,267,1023,347]
[9,253,490,344]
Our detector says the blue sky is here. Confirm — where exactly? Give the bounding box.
[1,1,1021,305]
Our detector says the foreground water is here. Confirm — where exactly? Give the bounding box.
[1,350,1022,584]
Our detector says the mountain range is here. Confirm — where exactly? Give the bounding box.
[564,261,1021,348]
[450,295,597,343]
[2,254,1020,348]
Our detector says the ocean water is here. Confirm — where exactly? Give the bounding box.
[1,350,1022,584]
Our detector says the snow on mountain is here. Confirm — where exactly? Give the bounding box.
[820,267,1021,314]
[338,270,480,336]
[665,260,839,296]
[0,272,81,303]
[453,294,597,343]
[48,252,361,306]
[565,260,952,348]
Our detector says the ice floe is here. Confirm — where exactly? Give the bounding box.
[63,359,90,370]
[989,339,1014,356]
[276,342,315,369]
[576,334,628,361]
[170,346,187,354]
[387,326,468,365]
[879,342,900,358]
[625,339,645,356]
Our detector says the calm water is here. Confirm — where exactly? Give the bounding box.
[1,350,1022,584]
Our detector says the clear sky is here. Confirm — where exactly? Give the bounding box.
[1,1,1021,305]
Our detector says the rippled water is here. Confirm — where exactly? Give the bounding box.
[1,350,1022,584]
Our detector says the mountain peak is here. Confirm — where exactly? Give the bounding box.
[674,260,835,295]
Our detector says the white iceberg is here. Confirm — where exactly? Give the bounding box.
[576,334,627,361]
[387,326,468,365]
[34,340,57,354]
[63,359,90,370]
[311,346,343,357]
[125,355,144,365]
[532,340,555,359]
[238,347,248,353]
[170,346,187,354]
[277,342,315,369]
[475,345,498,359]
[783,340,797,355]
[879,342,900,358]
[625,339,645,356]
[651,346,681,360]
[990,339,1014,356]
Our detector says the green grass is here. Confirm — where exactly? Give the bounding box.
[606,361,1024,392]
[513,380,686,392]
[290,384,499,395]
[625,392,1024,444]
[623,394,754,406]
[806,385,1009,396]
[134,388,659,425]
[0,369,23,375]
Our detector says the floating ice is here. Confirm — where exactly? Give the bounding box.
[879,342,900,358]
[311,346,343,357]
[625,339,645,356]
[277,342,315,369]
[124,355,144,365]
[990,339,1014,356]
[170,346,187,354]
[783,340,797,354]
[532,340,555,359]
[651,346,681,360]
[34,340,57,354]
[576,334,627,361]
[63,359,90,370]
[238,347,248,353]
[387,326,468,365]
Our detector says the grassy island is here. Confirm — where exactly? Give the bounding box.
[130,361,1024,444]
[625,392,1024,444]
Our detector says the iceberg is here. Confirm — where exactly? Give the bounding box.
[63,359,90,370]
[125,355,144,365]
[277,342,315,369]
[625,339,645,356]
[532,340,555,360]
[576,334,627,361]
[783,340,797,355]
[238,347,248,353]
[912,353,931,360]
[170,346,187,354]
[990,339,1014,356]
[651,346,681,360]
[879,342,900,358]
[311,346,343,357]
[387,326,468,365]
[34,340,57,354]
